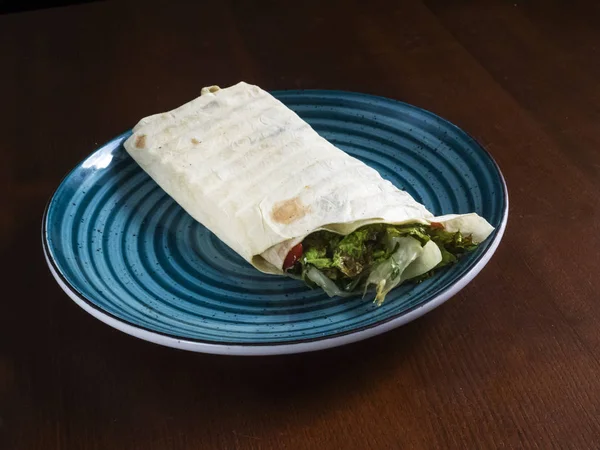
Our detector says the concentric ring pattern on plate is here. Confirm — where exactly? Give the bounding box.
[44,90,507,354]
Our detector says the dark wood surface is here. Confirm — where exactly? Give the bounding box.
[3,1,600,448]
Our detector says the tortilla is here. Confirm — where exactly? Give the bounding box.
[124,82,494,277]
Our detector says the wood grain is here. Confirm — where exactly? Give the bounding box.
[2,0,600,448]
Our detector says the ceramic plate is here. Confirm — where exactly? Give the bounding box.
[43,90,508,355]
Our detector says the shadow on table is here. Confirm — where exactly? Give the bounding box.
[56,311,430,438]
[0,0,103,15]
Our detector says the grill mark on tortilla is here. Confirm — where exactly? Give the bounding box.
[191,138,200,145]
[158,103,268,154]
[135,134,147,149]
[200,124,301,195]
[272,198,310,224]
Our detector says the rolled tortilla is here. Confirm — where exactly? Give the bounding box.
[124,82,494,276]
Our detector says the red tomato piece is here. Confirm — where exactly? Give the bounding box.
[283,243,303,270]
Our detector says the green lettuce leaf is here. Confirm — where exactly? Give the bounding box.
[428,228,477,253]
[332,228,375,277]
[294,222,480,304]
[385,224,431,245]
[408,229,475,283]
[305,266,355,297]
[401,240,443,281]
[303,246,333,269]
[364,236,424,305]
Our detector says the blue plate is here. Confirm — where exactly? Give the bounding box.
[43,90,508,355]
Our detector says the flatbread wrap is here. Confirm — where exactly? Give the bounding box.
[124,82,494,304]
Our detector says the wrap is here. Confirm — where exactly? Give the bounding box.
[124,82,493,300]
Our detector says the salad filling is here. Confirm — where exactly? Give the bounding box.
[284,223,479,305]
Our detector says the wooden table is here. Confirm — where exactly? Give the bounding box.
[3,1,600,448]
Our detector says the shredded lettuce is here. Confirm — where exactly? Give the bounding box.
[413,228,477,281]
[305,266,355,297]
[365,236,424,305]
[332,228,374,277]
[303,246,334,269]
[291,222,480,305]
[428,228,477,254]
[401,240,443,281]
[385,225,431,245]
